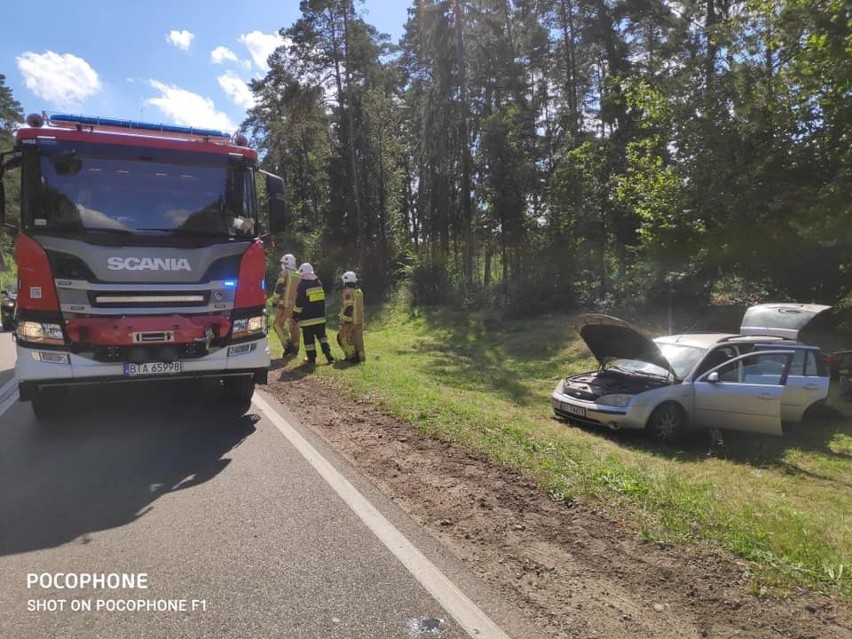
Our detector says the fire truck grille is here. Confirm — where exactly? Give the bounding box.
[91,343,212,363]
[88,291,210,308]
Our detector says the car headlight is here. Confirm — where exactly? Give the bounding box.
[232,315,267,339]
[597,394,632,407]
[17,321,65,346]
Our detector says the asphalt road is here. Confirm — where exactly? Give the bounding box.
[0,332,537,639]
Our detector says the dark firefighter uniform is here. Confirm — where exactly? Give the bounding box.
[293,263,334,364]
[337,272,365,363]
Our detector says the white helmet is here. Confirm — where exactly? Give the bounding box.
[280,253,296,270]
[297,262,315,277]
[341,270,357,284]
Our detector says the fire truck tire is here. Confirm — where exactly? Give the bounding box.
[224,375,255,403]
[31,389,64,421]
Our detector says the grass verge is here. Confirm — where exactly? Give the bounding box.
[270,301,851,599]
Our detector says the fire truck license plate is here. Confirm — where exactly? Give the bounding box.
[124,362,182,376]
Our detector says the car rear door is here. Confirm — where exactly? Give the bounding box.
[753,345,829,422]
[692,351,793,435]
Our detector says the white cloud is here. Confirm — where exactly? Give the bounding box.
[17,51,101,109]
[211,46,238,65]
[167,30,195,51]
[218,71,255,110]
[145,80,236,131]
[239,31,284,72]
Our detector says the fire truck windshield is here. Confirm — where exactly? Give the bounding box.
[25,144,254,240]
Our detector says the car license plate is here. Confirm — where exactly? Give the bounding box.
[561,402,586,418]
[124,361,182,376]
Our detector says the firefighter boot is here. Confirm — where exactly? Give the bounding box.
[303,346,317,366]
[322,343,335,364]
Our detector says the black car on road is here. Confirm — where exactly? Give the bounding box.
[1,285,17,331]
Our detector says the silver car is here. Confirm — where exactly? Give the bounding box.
[551,304,831,442]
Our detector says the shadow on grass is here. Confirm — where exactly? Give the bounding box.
[390,308,581,407]
[553,395,852,486]
[271,355,341,382]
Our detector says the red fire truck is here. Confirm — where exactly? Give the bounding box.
[0,112,286,418]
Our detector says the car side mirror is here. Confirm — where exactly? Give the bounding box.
[707,372,720,383]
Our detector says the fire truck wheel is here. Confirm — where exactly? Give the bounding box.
[223,375,255,403]
[31,389,64,421]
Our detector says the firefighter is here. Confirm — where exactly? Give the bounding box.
[337,270,365,364]
[293,263,334,365]
[270,253,301,356]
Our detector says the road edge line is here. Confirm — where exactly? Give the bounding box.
[0,377,19,419]
[253,391,512,639]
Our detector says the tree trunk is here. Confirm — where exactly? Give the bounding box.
[341,0,365,256]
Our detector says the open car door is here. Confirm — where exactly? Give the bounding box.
[692,350,794,436]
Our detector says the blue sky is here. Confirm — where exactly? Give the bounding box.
[1,0,409,133]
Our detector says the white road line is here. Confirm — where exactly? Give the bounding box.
[253,392,513,639]
[0,377,19,418]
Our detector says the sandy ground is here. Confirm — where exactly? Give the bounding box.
[266,368,850,639]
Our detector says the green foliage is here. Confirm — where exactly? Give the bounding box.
[245,0,852,309]
[1,75,23,272]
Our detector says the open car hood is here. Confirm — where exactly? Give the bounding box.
[574,314,674,375]
[740,303,831,339]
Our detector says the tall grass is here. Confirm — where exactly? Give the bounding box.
[271,301,852,598]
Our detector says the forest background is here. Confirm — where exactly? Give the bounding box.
[2,0,851,314]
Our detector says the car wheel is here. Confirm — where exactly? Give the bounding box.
[223,375,255,403]
[646,402,687,444]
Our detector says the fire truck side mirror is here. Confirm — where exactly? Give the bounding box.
[264,172,286,235]
[0,151,21,231]
[0,153,6,227]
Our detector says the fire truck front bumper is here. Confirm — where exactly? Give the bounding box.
[15,337,270,400]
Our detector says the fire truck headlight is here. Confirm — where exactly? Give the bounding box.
[18,321,66,346]
[232,315,266,340]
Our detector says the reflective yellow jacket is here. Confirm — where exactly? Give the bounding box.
[339,286,364,325]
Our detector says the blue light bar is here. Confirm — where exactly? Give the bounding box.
[223,280,237,288]
[48,113,233,140]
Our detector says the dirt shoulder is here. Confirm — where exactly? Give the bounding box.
[266,371,850,639]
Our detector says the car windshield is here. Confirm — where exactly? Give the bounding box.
[605,359,671,379]
[654,342,708,380]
